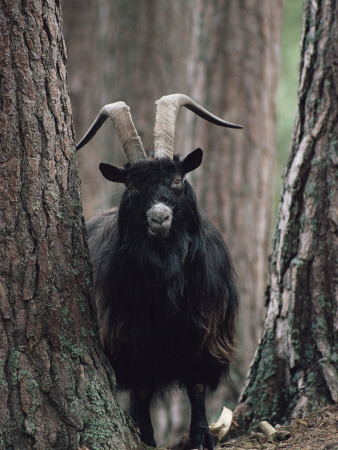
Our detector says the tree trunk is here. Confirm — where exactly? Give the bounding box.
[0,1,141,448]
[64,0,195,219]
[184,0,284,380]
[61,0,107,219]
[235,0,338,429]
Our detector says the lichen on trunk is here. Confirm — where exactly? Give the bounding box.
[234,0,338,429]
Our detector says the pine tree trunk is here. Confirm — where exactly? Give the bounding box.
[184,0,284,378]
[64,0,195,218]
[62,0,107,220]
[235,0,338,429]
[0,1,141,448]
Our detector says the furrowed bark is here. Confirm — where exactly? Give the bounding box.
[234,0,338,429]
[0,1,141,448]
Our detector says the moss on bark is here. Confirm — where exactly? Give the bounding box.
[234,0,338,430]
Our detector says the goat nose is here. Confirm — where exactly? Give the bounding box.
[147,203,172,222]
[152,213,170,224]
[147,202,173,237]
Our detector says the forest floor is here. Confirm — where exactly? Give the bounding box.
[162,404,337,449]
[219,404,338,450]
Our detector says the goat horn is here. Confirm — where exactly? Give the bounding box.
[153,93,243,159]
[76,102,147,164]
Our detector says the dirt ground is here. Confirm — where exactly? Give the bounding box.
[220,404,337,450]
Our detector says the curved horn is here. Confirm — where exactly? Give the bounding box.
[76,102,147,164]
[153,93,243,159]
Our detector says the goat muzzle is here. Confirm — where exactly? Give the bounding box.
[147,203,173,238]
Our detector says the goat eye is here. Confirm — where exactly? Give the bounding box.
[129,185,136,192]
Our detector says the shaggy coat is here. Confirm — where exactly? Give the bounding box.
[87,154,238,395]
[77,93,242,449]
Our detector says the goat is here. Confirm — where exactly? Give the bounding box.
[76,94,242,450]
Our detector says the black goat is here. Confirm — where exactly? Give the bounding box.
[76,94,242,450]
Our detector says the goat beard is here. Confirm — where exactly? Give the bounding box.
[120,228,192,307]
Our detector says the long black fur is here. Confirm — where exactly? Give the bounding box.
[88,158,237,391]
[87,153,238,446]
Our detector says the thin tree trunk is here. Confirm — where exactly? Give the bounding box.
[235,0,338,429]
[0,1,141,448]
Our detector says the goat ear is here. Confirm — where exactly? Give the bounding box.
[182,148,203,174]
[99,163,127,183]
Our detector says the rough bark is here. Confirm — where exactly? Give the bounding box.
[235,0,338,429]
[0,1,141,448]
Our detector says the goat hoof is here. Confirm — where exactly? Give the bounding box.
[190,427,215,450]
[141,435,156,448]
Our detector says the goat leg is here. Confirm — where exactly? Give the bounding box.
[129,389,156,447]
[187,383,215,450]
